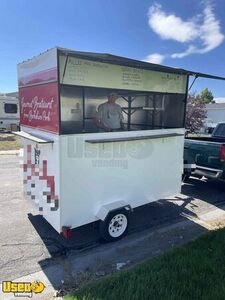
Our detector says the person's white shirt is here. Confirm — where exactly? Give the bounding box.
[96,102,123,130]
[95,93,124,132]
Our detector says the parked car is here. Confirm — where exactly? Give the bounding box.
[184,123,225,181]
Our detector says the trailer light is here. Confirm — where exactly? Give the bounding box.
[219,145,225,162]
[62,226,73,239]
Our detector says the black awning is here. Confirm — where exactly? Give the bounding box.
[57,47,225,81]
[184,71,225,81]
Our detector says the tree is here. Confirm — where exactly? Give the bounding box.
[185,93,207,133]
[199,88,214,104]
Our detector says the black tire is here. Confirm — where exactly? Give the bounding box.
[99,208,130,242]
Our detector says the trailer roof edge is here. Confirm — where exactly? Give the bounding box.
[18,46,225,81]
[57,47,225,81]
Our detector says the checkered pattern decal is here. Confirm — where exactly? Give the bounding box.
[23,144,59,212]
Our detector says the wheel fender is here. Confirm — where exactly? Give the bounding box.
[95,200,132,221]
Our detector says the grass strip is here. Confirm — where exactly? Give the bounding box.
[66,228,225,300]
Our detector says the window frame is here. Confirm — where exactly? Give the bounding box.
[4,103,18,114]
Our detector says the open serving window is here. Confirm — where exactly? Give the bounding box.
[58,49,188,135]
[60,86,186,134]
[18,47,225,137]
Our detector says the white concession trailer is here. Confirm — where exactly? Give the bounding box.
[17,47,220,241]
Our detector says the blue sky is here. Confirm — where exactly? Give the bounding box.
[1,0,225,99]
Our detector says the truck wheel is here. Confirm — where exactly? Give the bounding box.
[99,209,129,242]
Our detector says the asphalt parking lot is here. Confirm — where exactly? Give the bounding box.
[0,153,225,288]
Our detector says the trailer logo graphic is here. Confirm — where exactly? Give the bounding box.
[23,144,59,212]
[2,280,45,297]
[19,82,59,133]
[34,144,41,165]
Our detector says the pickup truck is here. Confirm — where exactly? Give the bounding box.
[184,123,225,181]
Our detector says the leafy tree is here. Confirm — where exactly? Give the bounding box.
[185,93,207,133]
[199,88,214,104]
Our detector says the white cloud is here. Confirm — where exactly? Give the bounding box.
[144,53,166,64]
[171,45,197,59]
[199,5,224,53]
[148,3,199,43]
[146,2,224,62]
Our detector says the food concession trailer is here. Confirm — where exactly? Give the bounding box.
[16,47,225,241]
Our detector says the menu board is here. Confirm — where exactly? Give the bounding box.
[60,56,187,94]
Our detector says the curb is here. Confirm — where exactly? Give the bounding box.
[0,149,23,155]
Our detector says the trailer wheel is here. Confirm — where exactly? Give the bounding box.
[99,209,129,242]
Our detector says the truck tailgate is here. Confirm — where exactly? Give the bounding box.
[185,139,222,169]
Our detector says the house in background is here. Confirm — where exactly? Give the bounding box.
[205,102,225,133]
[4,91,18,98]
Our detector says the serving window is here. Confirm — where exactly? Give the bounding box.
[60,85,186,134]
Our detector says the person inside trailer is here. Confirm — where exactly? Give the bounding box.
[95,92,124,132]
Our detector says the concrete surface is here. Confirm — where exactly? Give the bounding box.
[0,154,225,299]
[2,206,225,300]
[0,149,21,155]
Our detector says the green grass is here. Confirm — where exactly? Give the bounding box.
[0,134,21,150]
[65,228,225,300]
